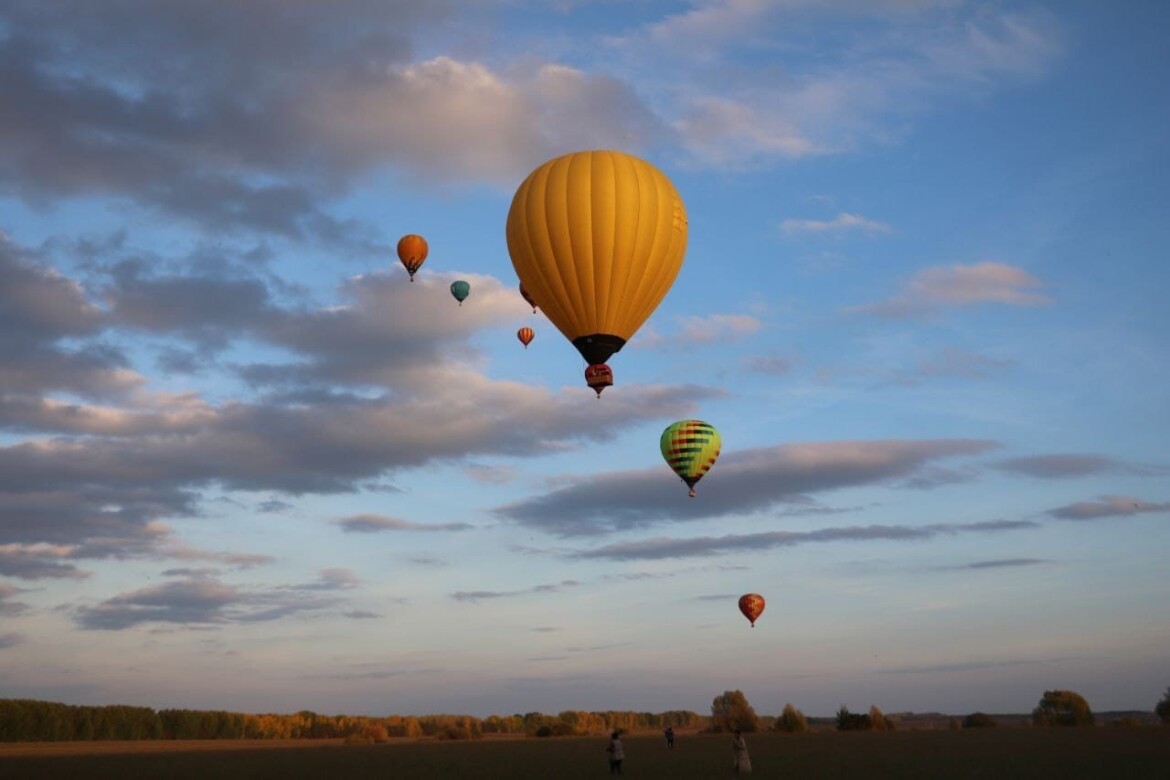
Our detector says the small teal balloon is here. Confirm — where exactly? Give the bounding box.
[450,280,471,306]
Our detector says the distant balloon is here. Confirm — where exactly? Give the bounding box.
[584,363,613,398]
[519,283,538,313]
[450,280,471,306]
[738,593,765,627]
[397,234,428,281]
[660,419,721,497]
[517,326,535,348]
[506,150,688,393]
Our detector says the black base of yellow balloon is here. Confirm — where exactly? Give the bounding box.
[573,333,626,365]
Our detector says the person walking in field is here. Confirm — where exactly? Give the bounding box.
[606,730,625,774]
[664,725,675,749]
[731,729,752,774]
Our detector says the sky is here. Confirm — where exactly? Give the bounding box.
[1,0,1168,719]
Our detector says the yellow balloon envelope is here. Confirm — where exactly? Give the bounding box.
[506,150,688,365]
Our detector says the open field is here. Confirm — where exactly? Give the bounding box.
[2,728,1168,779]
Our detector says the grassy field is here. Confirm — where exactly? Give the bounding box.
[1,728,1168,779]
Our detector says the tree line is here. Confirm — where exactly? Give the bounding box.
[4,687,1167,742]
[0,699,705,743]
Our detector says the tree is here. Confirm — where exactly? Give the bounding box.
[1032,690,1094,727]
[835,705,871,731]
[774,703,807,733]
[963,712,997,728]
[868,705,894,731]
[710,690,759,733]
[1156,687,1170,724]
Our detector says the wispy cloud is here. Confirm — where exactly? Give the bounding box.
[915,347,1013,379]
[335,514,474,533]
[570,519,1036,561]
[780,212,892,236]
[0,582,31,617]
[928,558,1048,571]
[496,438,997,536]
[72,570,368,630]
[0,633,24,649]
[1048,495,1170,521]
[451,580,579,602]
[637,314,762,349]
[849,262,1051,318]
[744,355,795,375]
[994,455,1164,479]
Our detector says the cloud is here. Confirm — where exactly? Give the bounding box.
[0,241,718,572]
[849,262,1051,318]
[927,558,1048,571]
[993,454,1163,479]
[0,544,89,580]
[0,582,31,617]
[0,633,25,649]
[463,465,519,485]
[963,558,1046,570]
[744,355,794,375]
[0,5,667,239]
[295,568,361,591]
[451,580,579,602]
[635,314,762,350]
[75,577,239,630]
[74,572,359,630]
[335,514,473,533]
[632,5,1064,165]
[573,519,1037,561]
[780,212,892,236]
[496,438,997,536]
[344,610,380,620]
[915,347,1013,379]
[1048,495,1170,521]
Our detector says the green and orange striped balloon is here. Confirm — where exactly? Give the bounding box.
[660,419,721,497]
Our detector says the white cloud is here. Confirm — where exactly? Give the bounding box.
[850,262,1051,318]
[780,212,892,235]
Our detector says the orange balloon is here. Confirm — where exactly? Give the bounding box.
[517,326,535,348]
[397,234,428,281]
[738,594,765,627]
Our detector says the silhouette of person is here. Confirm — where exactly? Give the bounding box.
[606,730,625,774]
[732,729,752,774]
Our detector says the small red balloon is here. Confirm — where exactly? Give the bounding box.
[738,593,765,627]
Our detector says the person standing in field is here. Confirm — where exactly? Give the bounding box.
[731,729,752,774]
[606,730,625,774]
[664,725,675,749]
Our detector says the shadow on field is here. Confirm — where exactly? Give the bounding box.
[2,728,1169,779]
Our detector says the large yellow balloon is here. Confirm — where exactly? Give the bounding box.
[506,150,688,365]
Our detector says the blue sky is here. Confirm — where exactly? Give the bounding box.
[1,0,1167,719]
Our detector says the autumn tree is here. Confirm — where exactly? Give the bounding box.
[1032,689,1094,727]
[710,690,759,733]
[868,705,894,731]
[774,703,807,733]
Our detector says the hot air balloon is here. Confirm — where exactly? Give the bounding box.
[517,326,535,348]
[584,363,613,398]
[450,280,470,306]
[397,234,428,281]
[519,283,538,313]
[506,150,688,392]
[738,593,765,627]
[660,419,721,497]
